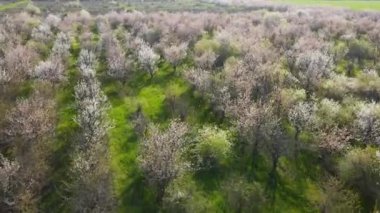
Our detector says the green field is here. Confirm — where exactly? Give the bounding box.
[274,0,380,11]
[0,0,28,11]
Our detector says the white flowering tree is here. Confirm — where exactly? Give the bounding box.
[6,96,55,142]
[4,94,55,211]
[51,32,71,59]
[70,140,114,212]
[105,37,127,80]
[288,101,316,144]
[194,49,217,70]
[33,58,65,83]
[184,68,212,95]
[44,14,61,29]
[78,49,97,72]
[74,76,110,147]
[355,102,380,145]
[0,154,19,210]
[295,50,332,98]
[31,24,53,43]
[137,42,159,79]
[0,68,11,84]
[163,43,188,72]
[4,45,38,81]
[139,120,189,202]
[71,60,114,211]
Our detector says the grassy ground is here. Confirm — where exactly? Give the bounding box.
[123,0,380,12]
[102,60,216,212]
[0,0,29,12]
[273,0,380,11]
[40,32,81,212]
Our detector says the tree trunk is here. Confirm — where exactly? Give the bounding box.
[149,72,154,80]
[267,155,278,203]
[306,87,312,100]
[251,130,261,169]
[294,128,300,157]
[156,183,166,205]
[294,128,300,141]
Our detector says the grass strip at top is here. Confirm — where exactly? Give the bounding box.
[273,0,380,11]
[0,0,29,12]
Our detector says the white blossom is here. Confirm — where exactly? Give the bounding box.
[0,68,11,83]
[185,68,212,94]
[0,154,19,207]
[289,101,317,138]
[74,77,111,147]
[34,58,65,82]
[355,102,380,145]
[137,42,159,78]
[163,43,188,70]
[45,14,61,28]
[295,50,333,92]
[194,49,217,69]
[31,24,52,42]
[78,49,97,72]
[51,32,71,58]
[139,120,189,198]
[105,37,127,79]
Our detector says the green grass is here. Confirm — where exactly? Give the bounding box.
[104,66,192,212]
[40,35,81,212]
[0,0,29,11]
[273,0,380,11]
[95,28,226,210]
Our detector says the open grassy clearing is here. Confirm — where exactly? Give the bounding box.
[273,0,380,11]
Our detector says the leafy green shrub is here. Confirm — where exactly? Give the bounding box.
[332,41,348,63]
[336,97,360,126]
[194,37,220,55]
[339,147,380,206]
[316,98,341,127]
[319,178,361,212]
[27,40,51,59]
[163,175,217,213]
[26,3,41,15]
[346,39,376,64]
[356,71,380,101]
[194,126,232,168]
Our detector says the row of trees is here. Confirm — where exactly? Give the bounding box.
[70,48,114,211]
[0,29,72,211]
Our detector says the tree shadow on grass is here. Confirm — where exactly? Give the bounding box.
[266,150,323,212]
[119,172,158,213]
[40,86,80,211]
